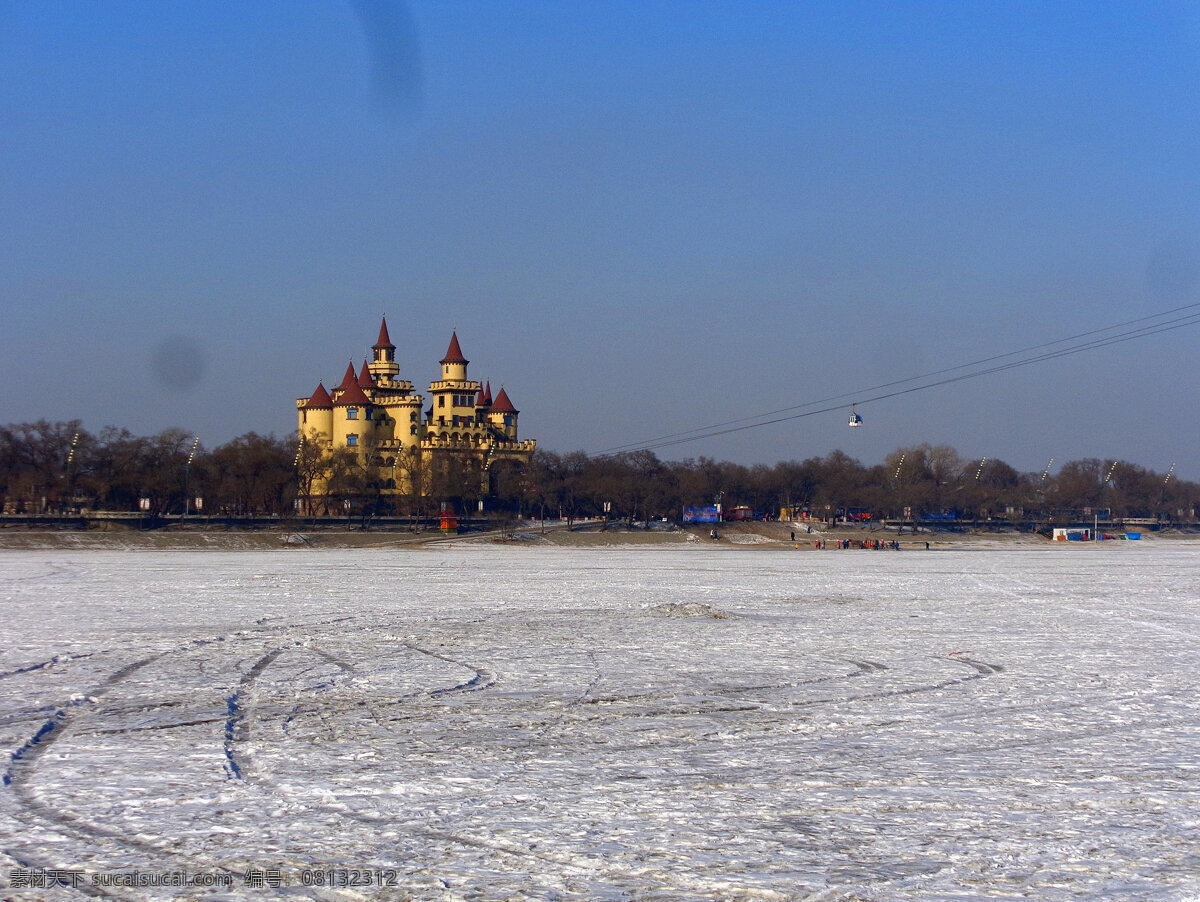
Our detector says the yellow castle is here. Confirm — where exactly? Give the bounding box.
[296,318,535,507]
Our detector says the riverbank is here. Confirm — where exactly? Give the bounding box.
[1,518,1188,551]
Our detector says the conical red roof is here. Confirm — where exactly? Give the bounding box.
[334,379,371,407]
[358,360,374,389]
[484,381,493,405]
[475,388,486,407]
[440,332,468,365]
[373,316,394,349]
[337,361,358,391]
[306,382,333,408]
[491,387,518,414]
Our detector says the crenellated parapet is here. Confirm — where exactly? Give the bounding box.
[369,379,416,394]
[428,379,481,393]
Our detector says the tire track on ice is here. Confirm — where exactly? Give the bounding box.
[560,655,997,726]
[782,653,1002,710]
[1,651,188,899]
[223,646,288,780]
[226,639,734,898]
[223,641,362,779]
[2,641,302,899]
[403,640,498,696]
[0,652,94,682]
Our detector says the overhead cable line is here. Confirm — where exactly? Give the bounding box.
[592,302,1200,458]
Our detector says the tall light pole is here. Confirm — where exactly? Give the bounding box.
[973,457,987,521]
[64,433,79,513]
[1163,462,1177,522]
[295,436,306,515]
[184,436,199,519]
[892,453,906,528]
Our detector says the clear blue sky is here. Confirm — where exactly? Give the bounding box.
[3,2,1199,477]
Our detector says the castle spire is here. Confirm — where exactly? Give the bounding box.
[358,360,374,389]
[306,382,333,408]
[370,316,400,381]
[439,331,469,382]
[440,331,468,365]
[491,387,517,414]
[374,316,394,350]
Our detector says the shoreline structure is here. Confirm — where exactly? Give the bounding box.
[0,519,1193,551]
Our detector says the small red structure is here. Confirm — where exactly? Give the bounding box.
[439,509,459,533]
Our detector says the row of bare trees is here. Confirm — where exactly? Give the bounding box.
[0,421,296,516]
[0,420,518,519]
[519,445,1199,524]
[2,421,1196,523]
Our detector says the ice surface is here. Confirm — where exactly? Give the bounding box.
[1,543,1199,900]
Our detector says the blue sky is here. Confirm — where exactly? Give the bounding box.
[3,2,1199,476]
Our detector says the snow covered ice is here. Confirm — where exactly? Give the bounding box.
[1,542,1199,900]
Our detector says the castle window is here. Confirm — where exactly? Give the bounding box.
[410,412,417,421]
[347,408,358,420]
[347,434,358,446]
[410,425,417,435]
[438,396,445,407]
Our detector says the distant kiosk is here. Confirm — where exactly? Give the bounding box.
[1053,528,1092,541]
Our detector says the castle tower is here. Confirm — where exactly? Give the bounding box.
[440,332,468,381]
[427,332,481,439]
[297,381,334,441]
[369,316,400,384]
[488,387,520,441]
[332,361,373,450]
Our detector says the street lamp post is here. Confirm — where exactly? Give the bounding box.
[184,436,199,519]
[64,432,79,513]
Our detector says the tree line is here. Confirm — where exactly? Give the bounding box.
[2,420,1197,523]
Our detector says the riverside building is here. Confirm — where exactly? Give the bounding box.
[295,318,535,508]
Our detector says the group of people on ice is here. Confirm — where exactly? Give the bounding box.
[813,538,903,550]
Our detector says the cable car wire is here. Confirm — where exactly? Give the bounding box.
[591,302,1200,458]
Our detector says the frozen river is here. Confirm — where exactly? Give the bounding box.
[1,542,1198,900]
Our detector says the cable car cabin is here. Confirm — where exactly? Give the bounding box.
[848,409,863,427]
